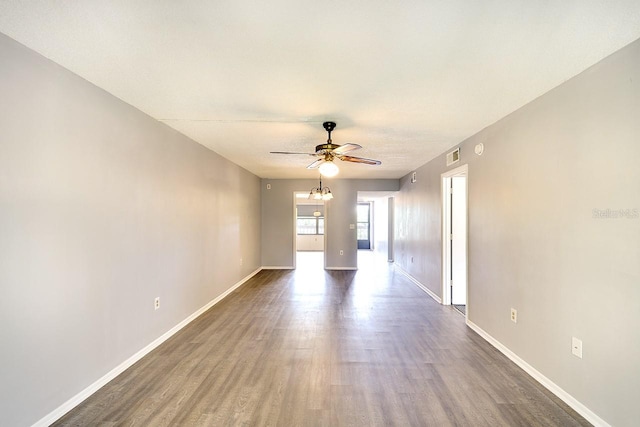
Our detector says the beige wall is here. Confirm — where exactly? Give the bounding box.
[395,38,640,426]
[0,34,261,426]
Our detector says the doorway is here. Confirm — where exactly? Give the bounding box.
[442,165,468,316]
[294,192,325,269]
[356,192,396,268]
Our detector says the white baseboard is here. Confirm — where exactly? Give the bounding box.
[33,267,262,427]
[262,266,357,271]
[395,265,442,304]
[466,320,610,427]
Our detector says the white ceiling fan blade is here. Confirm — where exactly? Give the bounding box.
[337,155,381,165]
[307,159,325,169]
[331,143,362,155]
[270,151,317,156]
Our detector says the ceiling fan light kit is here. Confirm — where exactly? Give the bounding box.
[318,161,339,177]
[270,121,381,176]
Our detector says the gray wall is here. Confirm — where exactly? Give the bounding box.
[262,179,399,268]
[0,34,261,426]
[395,164,443,291]
[395,39,640,426]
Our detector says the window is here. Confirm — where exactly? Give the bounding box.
[357,204,370,240]
[297,217,324,235]
[357,203,371,249]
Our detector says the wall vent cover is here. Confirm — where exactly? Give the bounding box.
[446,148,460,166]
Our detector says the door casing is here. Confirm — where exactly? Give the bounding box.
[441,164,469,315]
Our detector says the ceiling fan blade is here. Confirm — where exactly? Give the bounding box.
[337,155,382,165]
[270,151,317,156]
[331,143,362,155]
[307,159,325,169]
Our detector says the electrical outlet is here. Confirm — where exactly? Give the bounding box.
[154,297,160,310]
[510,308,517,323]
[572,337,583,358]
[240,258,243,266]
[339,250,344,255]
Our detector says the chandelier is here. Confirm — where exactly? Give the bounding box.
[309,176,333,201]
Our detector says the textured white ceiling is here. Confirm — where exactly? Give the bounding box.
[1,1,640,179]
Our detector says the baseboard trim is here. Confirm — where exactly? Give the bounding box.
[395,265,442,304]
[261,266,295,270]
[466,320,610,427]
[33,267,262,427]
[325,266,357,271]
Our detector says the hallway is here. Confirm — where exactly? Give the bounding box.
[54,259,589,426]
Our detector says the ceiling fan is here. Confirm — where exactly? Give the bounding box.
[270,121,381,177]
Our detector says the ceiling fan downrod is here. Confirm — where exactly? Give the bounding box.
[323,121,336,143]
[315,121,339,153]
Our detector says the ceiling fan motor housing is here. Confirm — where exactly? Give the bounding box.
[315,143,341,154]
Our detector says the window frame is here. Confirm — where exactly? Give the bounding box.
[296,216,324,235]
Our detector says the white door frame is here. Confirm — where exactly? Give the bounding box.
[441,164,469,312]
[293,192,298,269]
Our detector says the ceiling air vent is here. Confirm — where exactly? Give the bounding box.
[446,148,460,166]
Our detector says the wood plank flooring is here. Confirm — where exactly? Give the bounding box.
[53,252,591,426]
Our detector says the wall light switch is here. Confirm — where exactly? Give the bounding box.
[266,183,271,190]
[349,224,355,229]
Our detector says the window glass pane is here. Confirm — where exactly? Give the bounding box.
[357,204,369,222]
[297,218,317,235]
[318,218,324,235]
[357,222,369,240]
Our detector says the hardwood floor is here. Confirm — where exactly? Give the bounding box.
[53,252,590,426]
